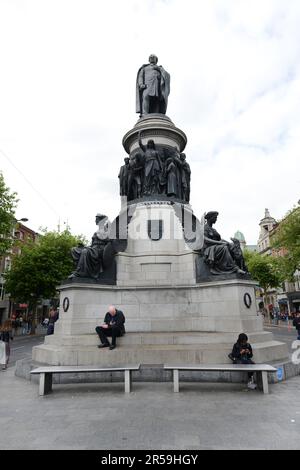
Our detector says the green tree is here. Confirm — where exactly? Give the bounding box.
[244,250,283,317]
[271,206,300,281]
[0,172,18,257]
[5,230,85,331]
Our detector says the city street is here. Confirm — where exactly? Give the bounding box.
[265,324,298,351]
[9,333,45,369]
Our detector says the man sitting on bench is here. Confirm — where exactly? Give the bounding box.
[96,305,125,350]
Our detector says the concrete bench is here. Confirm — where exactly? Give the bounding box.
[164,364,278,394]
[30,365,140,395]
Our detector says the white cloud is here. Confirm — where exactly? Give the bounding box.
[0,0,299,243]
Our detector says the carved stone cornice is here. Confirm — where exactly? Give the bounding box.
[122,114,187,154]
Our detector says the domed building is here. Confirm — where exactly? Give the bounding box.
[233,230,257,252]
[234,230,246,251]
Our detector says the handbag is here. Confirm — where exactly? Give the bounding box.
[228,353,237,363]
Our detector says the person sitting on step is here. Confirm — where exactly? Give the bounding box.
[95,305,125,350]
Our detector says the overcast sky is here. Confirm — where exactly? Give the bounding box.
[0,0,299,244]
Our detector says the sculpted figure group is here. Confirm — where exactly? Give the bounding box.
[119,131,191,202]
[68,211,248,281]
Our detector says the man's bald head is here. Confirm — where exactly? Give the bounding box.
[108,305,117,315]
[149,54,158,65]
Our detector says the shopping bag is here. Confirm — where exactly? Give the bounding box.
[0,340,6,365]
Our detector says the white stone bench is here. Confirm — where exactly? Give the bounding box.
[30,365,140,395]
[164,364,278,394]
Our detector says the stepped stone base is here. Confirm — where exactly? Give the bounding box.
[31,279,289,368]
[32,331,288,367]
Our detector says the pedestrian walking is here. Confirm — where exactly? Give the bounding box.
[27,314,33,335]
[0,320,13,370]
[46,308,59,335]
[18,315,23,334]
[293,312,300,340]
[22,317,28,335]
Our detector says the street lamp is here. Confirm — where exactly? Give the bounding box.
[16,218,29,223]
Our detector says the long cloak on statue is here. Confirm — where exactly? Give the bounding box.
[136,64,170,115]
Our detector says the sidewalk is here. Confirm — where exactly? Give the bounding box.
[264,321,293,330]
[0,367,299,449]
[13,332,46,341]
[12,325,47,339]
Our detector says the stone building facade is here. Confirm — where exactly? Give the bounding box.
[0,222,39,325]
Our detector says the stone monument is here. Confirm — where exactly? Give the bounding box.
[30,55,288,377]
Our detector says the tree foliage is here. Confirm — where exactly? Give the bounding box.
[271,206,300,280]
[0,172,18,257]
[244,250,282,295]
[4,230,84,303]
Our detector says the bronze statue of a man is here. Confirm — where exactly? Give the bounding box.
[136,54,170,117]
[118,157,130,196]
[180,153,191,202]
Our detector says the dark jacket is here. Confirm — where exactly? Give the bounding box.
[46,311,59,335]
[0,331,13,343]
[293,317,300,331]
[104,310,125,335]
[231,342,253,361]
